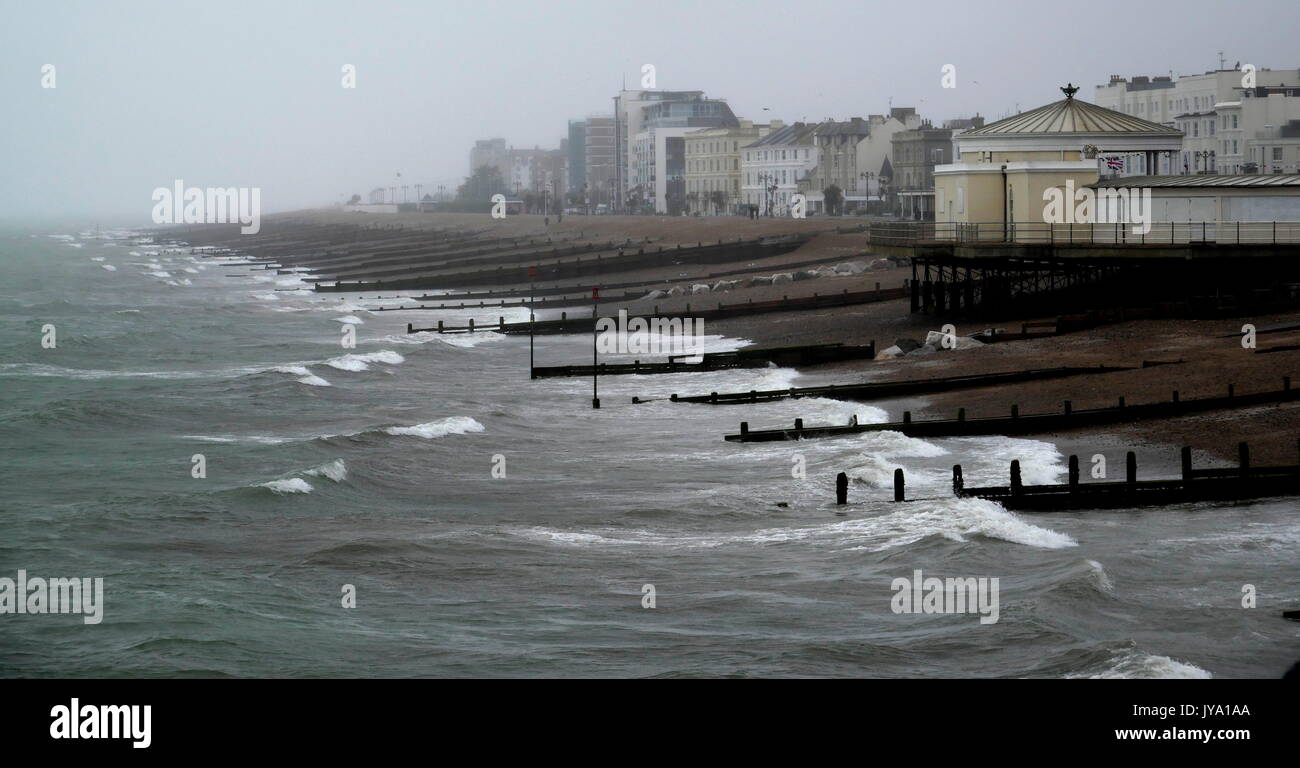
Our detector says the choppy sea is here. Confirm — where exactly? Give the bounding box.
[1,223,1296,677]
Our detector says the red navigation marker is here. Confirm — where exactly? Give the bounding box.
[592,286,600,300]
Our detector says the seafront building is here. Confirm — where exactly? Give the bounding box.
[740,121,822,216]
[801,109,922,214]
[613,89,740,213]
[684,120,781,215]
[1094,67,1300,175]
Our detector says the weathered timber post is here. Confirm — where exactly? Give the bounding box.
[437,320,443,333]
[468,318,474,332]
[709,392,717,404]
[1238,442,1250,479]
[794,418,803,430]
[903,411,911,424]
[1010,460,1022,497]
[406,323,413,334]
[894,468,905,502]
[952,464,963,494]
[957,408,966,422]
[740,422,748,435]
[1126,451,1137,485]
[836,472,848,505]
[750,390,757,403]
[1181,446,1193,484]
[1068,455,1079,490]
[1118,396,1125,408]
[1011,404,1019,419]
[1228,383,1235,398]
[1172,390,1179,403]
[1064,400,1072,416]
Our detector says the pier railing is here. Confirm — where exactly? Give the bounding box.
[866,221,1300,246]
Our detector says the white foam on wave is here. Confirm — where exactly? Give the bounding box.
[256,477,313,494]
[854,430,949,459]
[184,434,296,445]
[304,458,347,482]
[334,315,364,325]
[184,267,199,274]
[251,292,279,301]
[65,243,84,248]
[272,365,332,387]
[91,256,105,262]
[1086,559,1114,594]
[325,350,404,371]
[436,331,504,348]
[101,264,117,271]
[1069,650,1212,679]
[510,496,1075,553]
[148,271,170,278]
[383,416,484,439]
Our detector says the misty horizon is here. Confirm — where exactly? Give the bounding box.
[2,0,1297,221]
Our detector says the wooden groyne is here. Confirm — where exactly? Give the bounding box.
[407,286,907,336]
[530,343,876,379]
[315,235,814,292]
[724,378,1299,442]
[645,364,1167,405]
[921,442,1300,511]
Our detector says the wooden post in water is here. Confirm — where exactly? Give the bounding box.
[406,323,413,334]
[794,418,803,430]
[1126,451,1137,485]
[957,408,966,422]
[591,287,600,409]
[836,472,848,505]
[952,464,963,494]
[740,422,748,435]
[1011,404,1019,419]
[1068,455,1079,490]
[903,411,911,424]
[1064,400,1072,416]
[1118,396,1125,408]
[709,392,717,404]
[468,318,474,332]
[438,320,443,333]
[1238,442,1250,479]
[1172,390,1179,403]
[1010,460,1022,497]
[894,468,905,502]
[1181,446,1193,484]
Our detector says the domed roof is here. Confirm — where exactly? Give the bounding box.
[963,84,1182,137]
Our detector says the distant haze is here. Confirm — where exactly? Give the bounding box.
[1,0,1295,221]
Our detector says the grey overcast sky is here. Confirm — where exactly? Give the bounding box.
[1,0,1296,221]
